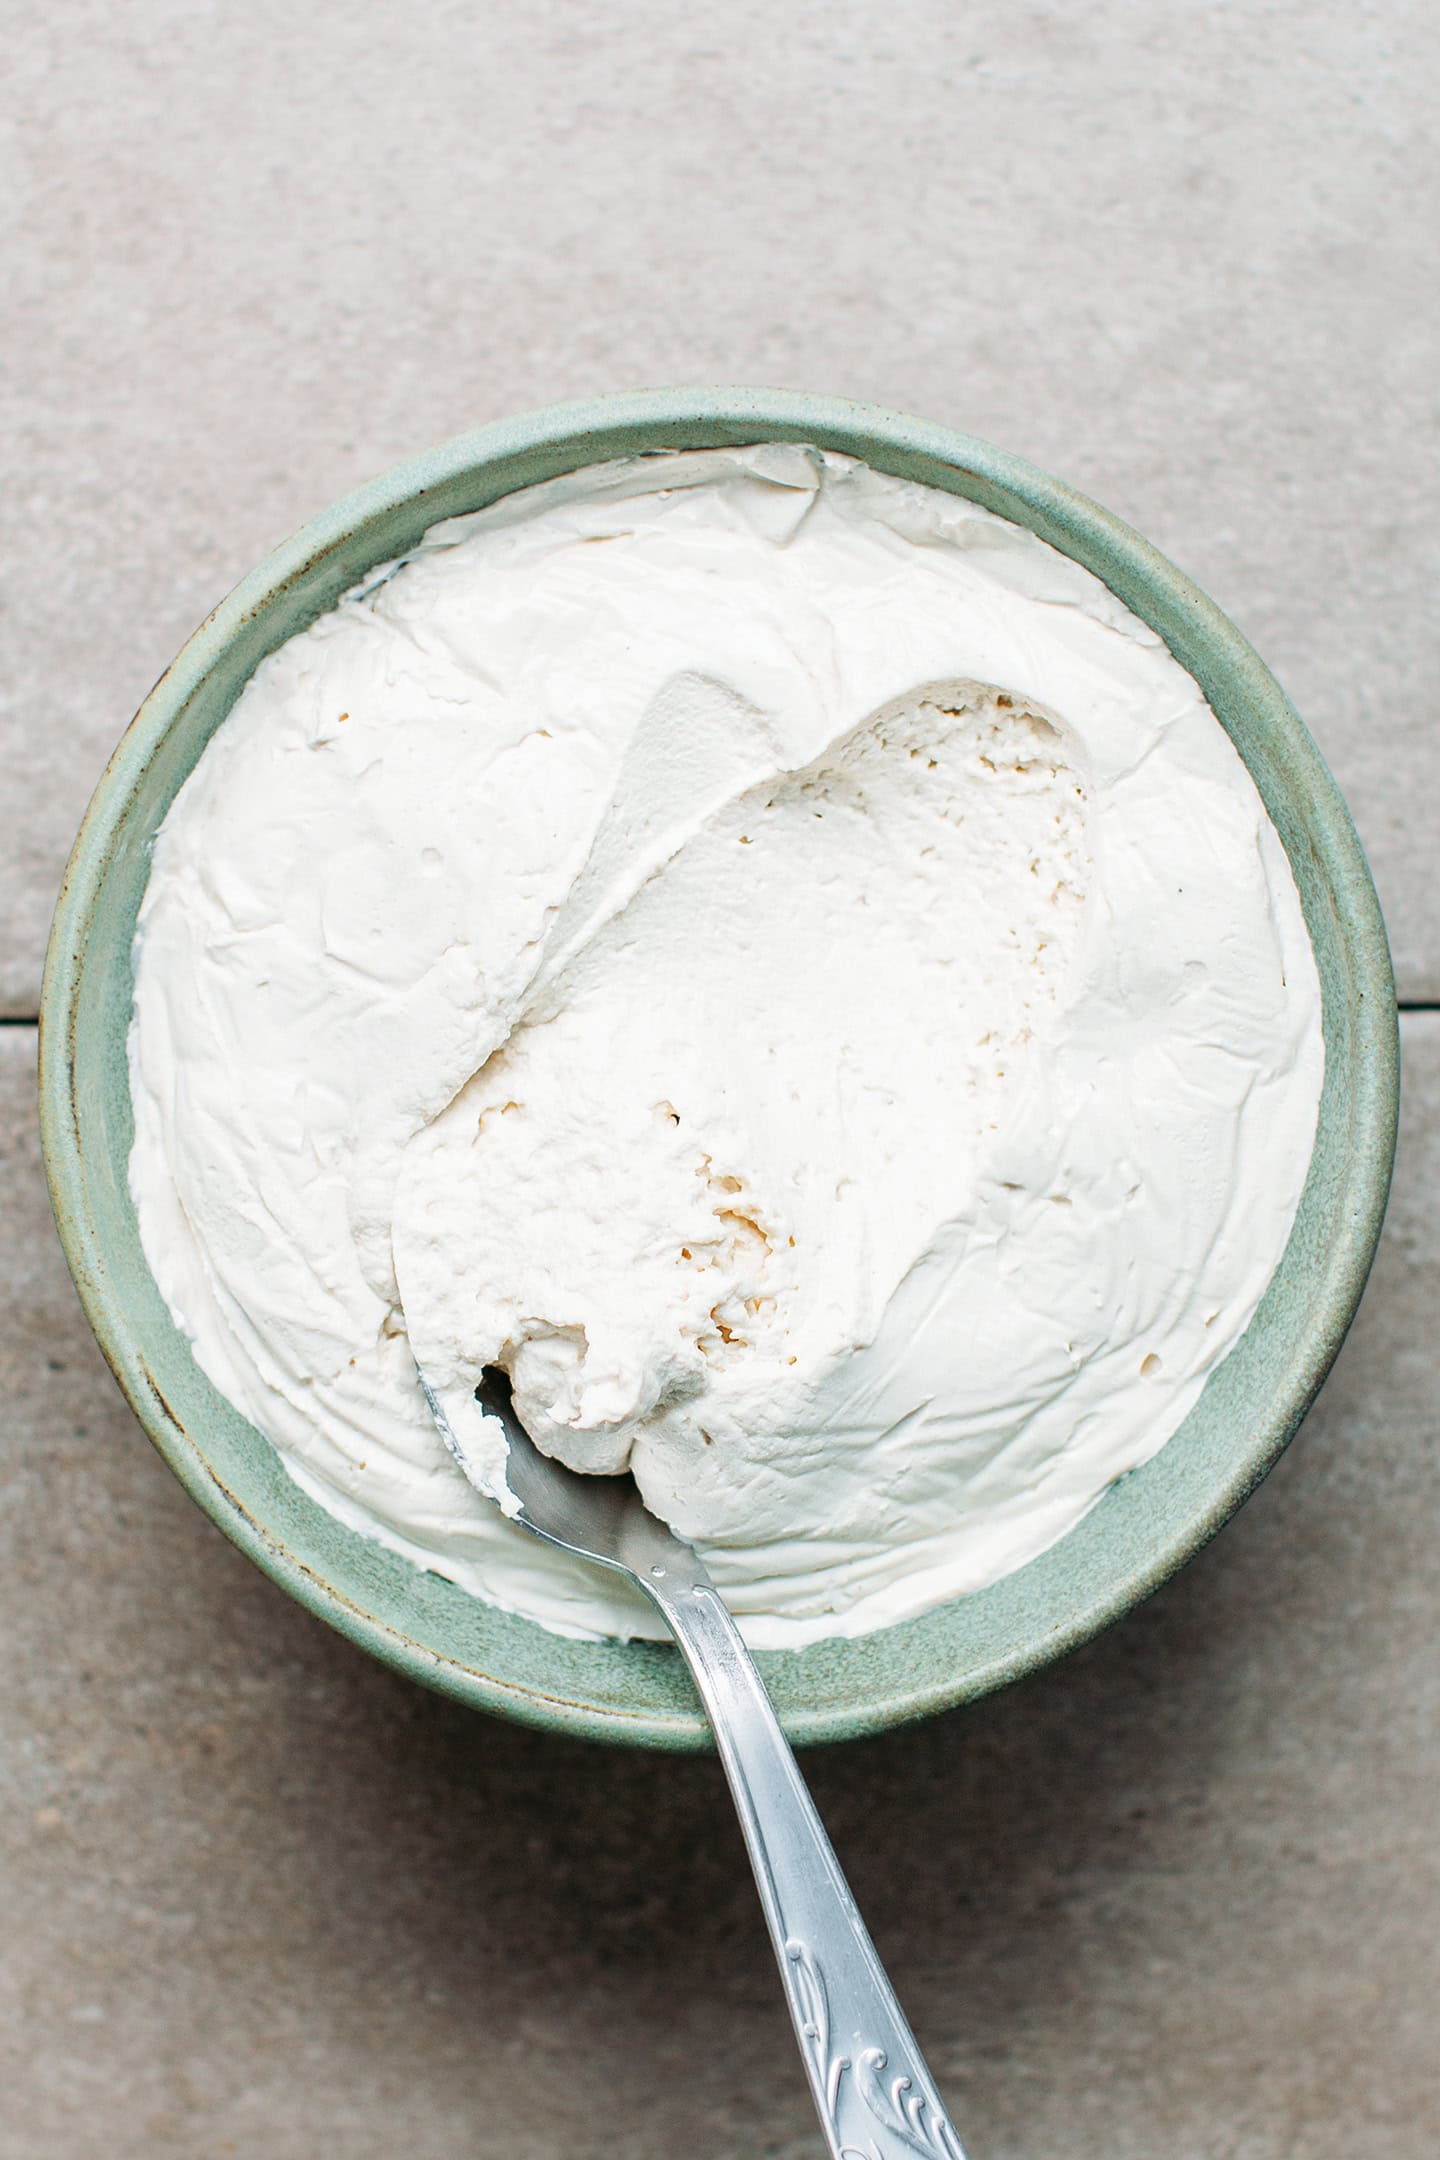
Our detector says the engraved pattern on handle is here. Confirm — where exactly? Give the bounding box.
[644,1575,970,2160]
[784,1938,967,2160]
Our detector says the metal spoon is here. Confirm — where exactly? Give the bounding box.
[422,1366,968,2160]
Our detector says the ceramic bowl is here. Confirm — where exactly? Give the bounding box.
[39,388,1398,1750]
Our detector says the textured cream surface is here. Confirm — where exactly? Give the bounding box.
[128,446,1323,1646]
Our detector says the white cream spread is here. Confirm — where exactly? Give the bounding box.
[128,444,1324,1649]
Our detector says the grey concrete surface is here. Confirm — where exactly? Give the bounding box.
[2,0,1438,1010]
[3,1024,1439,2158]
[4,6,1439,2155]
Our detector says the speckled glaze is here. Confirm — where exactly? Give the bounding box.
[38,389,1398,1750]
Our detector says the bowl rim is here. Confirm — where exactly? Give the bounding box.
[39,385,1400,1749]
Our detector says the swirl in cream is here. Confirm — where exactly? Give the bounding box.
[128,446,1323,1646]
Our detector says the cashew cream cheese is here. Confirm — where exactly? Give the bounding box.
[128,444,1324,1648]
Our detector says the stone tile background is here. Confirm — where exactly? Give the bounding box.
[1,3,1435,2154]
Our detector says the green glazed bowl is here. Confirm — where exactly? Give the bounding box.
[39,388,1398,1751]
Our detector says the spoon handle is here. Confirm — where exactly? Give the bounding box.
[644,1571,969,2160]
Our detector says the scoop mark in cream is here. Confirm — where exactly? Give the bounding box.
[128,444,1323,1649]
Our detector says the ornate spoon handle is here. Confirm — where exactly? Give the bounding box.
[644,1566,969,2160]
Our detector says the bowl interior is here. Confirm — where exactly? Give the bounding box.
[40,389,1397,1749]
